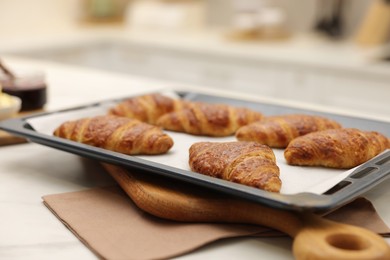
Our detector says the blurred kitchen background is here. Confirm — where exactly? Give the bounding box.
[0,0,389,118]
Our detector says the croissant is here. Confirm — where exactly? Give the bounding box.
[189,141,281,192]
[236,114,342,148]
[53,115,174,155]
[156,102,263,136]
[109,93,186,124]
[284,128,390,169]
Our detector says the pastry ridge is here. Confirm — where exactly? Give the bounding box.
[53,115,173,155]
[109,93,185,124]
[284,128,390,168]
[236,114,341,148]
[189,141,281,192]
[157,102,263,136]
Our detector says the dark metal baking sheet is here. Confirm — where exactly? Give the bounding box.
[1,91,389,212]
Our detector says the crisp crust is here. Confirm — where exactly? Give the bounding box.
[157,102,263,136]
[284,128,390,168]
[236,114,341,148]
[189,141,281,192]
[108,93,184,124]
[53,115,173,155]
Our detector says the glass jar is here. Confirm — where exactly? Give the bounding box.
[0,70,47,111]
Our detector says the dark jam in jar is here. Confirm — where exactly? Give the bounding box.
[1,71,47,111]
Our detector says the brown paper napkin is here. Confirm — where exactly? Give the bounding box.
[43,186,390,260]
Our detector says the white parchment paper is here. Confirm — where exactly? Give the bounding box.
[27,102,355,195]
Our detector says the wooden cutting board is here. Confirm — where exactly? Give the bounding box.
[102,163,390,260]
[0,109,44,146]
[355,0,390,46]
[0,130,27,146]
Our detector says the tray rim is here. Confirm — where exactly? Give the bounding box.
[1,90,389,212]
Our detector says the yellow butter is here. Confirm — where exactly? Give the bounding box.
[0,93,15,108]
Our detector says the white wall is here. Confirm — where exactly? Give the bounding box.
[0,0,81,37]
[206,0,371,37]
[0,0,371,37]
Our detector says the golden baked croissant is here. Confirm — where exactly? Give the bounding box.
[156,102,263,136]
[53,115,174,155]
[189,141,281,192]
[284,128,390,169]
[236,114,342,148]
[109,93,186,124]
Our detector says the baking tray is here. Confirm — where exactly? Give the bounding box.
[1,90,389,212]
